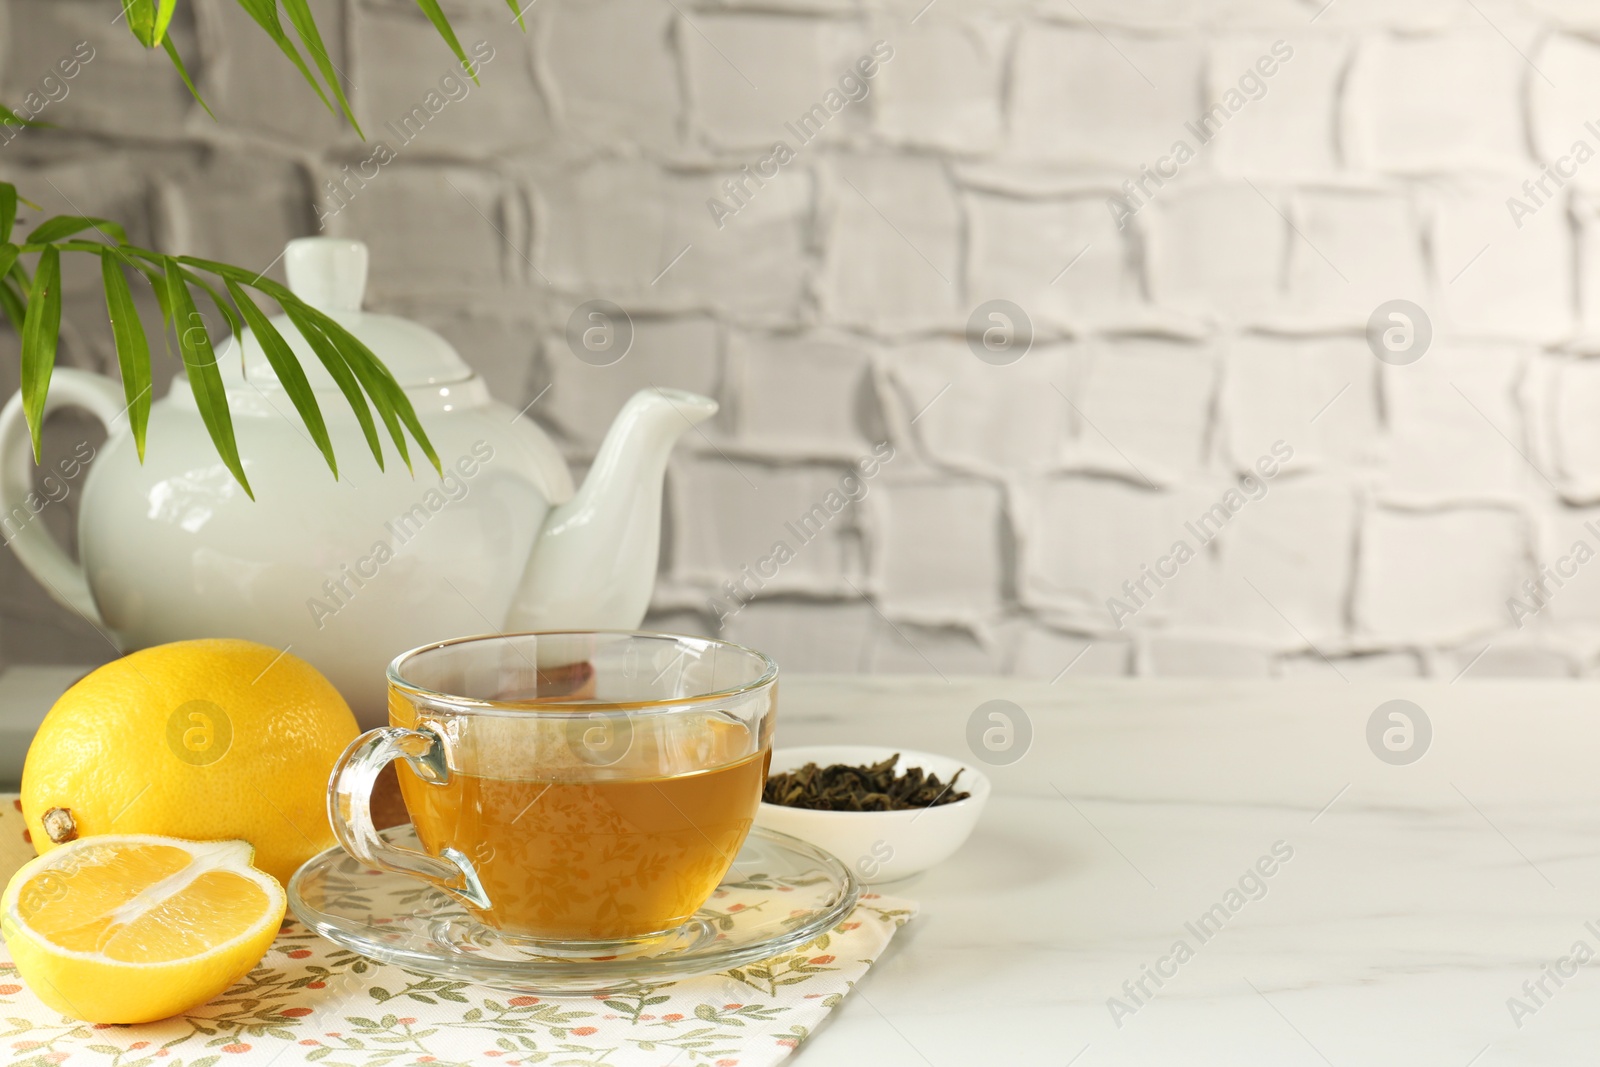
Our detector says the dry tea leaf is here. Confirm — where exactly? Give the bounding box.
[763,753,971,812]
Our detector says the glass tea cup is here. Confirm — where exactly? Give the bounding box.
[329,631,778,954]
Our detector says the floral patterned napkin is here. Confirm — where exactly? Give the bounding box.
[0,798,916,1067]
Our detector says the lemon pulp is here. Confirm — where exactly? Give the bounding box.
[3,834,286,1023]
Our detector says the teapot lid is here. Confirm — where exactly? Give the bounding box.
[216,238,474,391]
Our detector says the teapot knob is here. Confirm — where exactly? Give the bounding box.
[285,237,369,313]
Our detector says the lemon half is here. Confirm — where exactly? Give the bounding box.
[2,834,286,1023]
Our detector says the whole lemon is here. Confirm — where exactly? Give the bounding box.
[21,639,360,886]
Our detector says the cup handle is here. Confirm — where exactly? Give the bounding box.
[328,725,491,910]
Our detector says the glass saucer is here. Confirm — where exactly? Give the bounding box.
[287,824,860,996]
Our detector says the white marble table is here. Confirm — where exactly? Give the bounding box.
[778,676,1600,1067]
[7,671,1600,1065]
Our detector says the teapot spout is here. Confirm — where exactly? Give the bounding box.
[506,389,716,631]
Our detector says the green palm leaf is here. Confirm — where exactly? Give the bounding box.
[24,216,128,247]
[113,0,514,138]
[306,311,410,470]
[162,36,216,119]
[0,104,42,129]
[183,267,244,341]
[279,301,386,472]
[183,258,438,476]
[0,247,20,334]
[0,186,16,242]
[163,258,252,497]
[0,0,514,493]
[152,0,181,46]
[232,0,334,115]
[19,248,62,462]
[226,278,337,476]
[57,244,437,485]
[412,0,477,82]
[0,281,23,336]
[101,253,154,461]
[124,0,155,47]
[126,0,179,48]
[280,0,362,136]
[310,309,439,473]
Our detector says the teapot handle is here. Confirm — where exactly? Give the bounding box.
[0,368,124,626]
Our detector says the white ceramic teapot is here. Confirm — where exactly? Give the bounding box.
[0,238,716,724]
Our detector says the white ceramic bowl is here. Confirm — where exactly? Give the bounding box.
[755,745,990,884]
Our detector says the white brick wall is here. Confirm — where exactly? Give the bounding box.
[1345,31,1527,174]
[540,0,681,152]
[1010,28,1201,168]
[8,0,1600,679]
